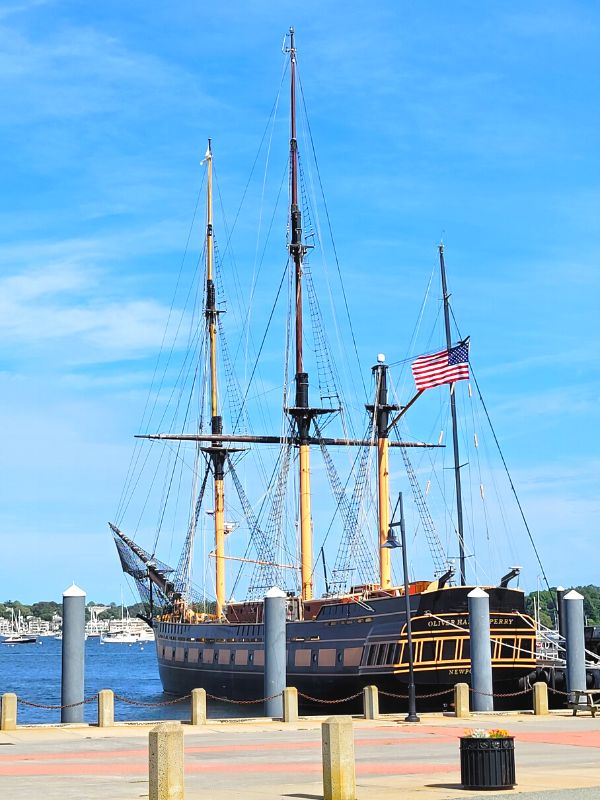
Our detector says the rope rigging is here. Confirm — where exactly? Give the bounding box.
[247,436,295,597]
[174,465,210,599]
[321,419,377,593]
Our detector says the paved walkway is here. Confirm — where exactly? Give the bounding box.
[0,711,599,799]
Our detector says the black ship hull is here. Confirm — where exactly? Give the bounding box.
[155,585,536,709]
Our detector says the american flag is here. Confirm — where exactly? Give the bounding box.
[411,340,470,391]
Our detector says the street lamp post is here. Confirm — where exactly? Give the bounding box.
[383,491,420,723]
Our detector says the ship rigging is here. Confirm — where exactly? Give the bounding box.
[110,28,538,706]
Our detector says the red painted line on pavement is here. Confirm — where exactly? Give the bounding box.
[0,760,456,778]
[188,762,457,776]
[516,731,600,748]
[0,733,455,764]
[5,725,595,778]
[0,748,147,763]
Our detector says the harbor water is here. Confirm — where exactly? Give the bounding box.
[0,636,261,724]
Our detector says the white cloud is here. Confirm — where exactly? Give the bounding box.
[0,260,186,364]
[0,0,50,23]
[0,18,217,125]
[483,385,599,421]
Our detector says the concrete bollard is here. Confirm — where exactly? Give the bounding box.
[98,689,114,727]
[468,588,494,712]
[61,583,86,723]
[564,590,587,702]
[264,587,287,719]
[556,586,566,641]
[149,721,185,800]
[322,716,356,800]
[191,688,207,725]
[283,687,298,723]
[363,685,379,720]
[1,693,17,731]
[533,682,549,715]
[454,683,470,718]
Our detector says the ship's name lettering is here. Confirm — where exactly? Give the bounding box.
[427,616,514,628]
[427,618,468,628]
[449,668,471,675]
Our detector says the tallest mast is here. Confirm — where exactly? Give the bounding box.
[205,140,227,617]
[289,27,303,376]
[439,244,467,585]
[287,28,313,601]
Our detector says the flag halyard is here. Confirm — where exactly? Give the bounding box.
[411,340,470,391]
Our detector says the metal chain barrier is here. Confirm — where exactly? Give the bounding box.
[547,686,571,697]
[205,691,282,705]
[14,690,284,710]
[379,687,454,700]
[297,691,363,704]
[468,686,532,698]
[17,695,98,710]
[14,682,568,712]
[113,693,191,707]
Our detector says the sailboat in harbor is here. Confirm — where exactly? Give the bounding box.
[110,29,537,705]
[100,596,154,644]
[1,608,37,645]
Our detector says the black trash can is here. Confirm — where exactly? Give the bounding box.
[460,736,516,790]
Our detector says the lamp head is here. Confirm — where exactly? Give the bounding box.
[382,530,401,549]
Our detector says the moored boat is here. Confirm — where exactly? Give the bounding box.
[1,633,37,645]
[1,608,37,645]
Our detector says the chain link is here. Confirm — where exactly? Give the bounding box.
[547,686,571,697]
[14,682,567,711]
[14,690,285,710]
[17,695,98,710]
[205,691,282,705]
[379,687,454,700]
[113,693,191,707]
[468,686,531,698]
[297,691,364,704]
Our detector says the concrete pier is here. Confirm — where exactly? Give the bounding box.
[1,711,600,800]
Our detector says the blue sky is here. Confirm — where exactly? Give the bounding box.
[0,1,598,605]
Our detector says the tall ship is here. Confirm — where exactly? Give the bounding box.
[111,29,537,706]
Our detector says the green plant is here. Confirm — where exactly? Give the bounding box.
[463,728,510,738]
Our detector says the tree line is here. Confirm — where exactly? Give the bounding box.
[2,586,599,626]
[524,585,600,628]
[0,600,146,623]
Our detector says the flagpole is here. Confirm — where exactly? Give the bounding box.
[439,243,467,586]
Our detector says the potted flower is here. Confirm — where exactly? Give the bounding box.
[460,728,515,790]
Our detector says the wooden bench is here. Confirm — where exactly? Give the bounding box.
[569,689,600,717]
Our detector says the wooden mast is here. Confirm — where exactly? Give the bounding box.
[439,243,467,585]
[134,47,444,612]
[287,28,314,602]
[368,356,398,589]
[205,140,227,616]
